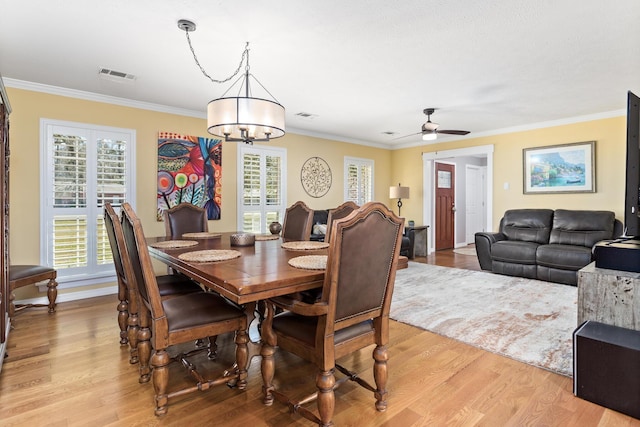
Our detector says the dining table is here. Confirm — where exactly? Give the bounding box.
[146,231,328,373]
[146,232,327,304]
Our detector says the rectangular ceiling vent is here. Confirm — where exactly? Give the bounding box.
[294,112,319,120]
[98,68,136,83]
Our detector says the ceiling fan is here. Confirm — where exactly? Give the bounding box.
[395,108,470,141]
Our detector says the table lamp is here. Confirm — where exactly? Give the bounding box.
[389,183,410,216]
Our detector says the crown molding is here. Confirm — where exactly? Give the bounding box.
[4,78,625,151]
[3,78,206,119]
[391,109,625,150]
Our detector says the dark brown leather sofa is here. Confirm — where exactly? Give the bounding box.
[474,208,622,285]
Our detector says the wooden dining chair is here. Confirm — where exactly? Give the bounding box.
[8,265,57,318]
[120,203,248,416]
[281,200,314,242]
[324,201,359,243]
[104,203,202,363]
[163,203,208,237]
[260,202,405,426]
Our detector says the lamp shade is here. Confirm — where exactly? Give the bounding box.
[389,185,410,199]
[207,96,285,141]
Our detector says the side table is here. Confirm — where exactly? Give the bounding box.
[577,261,640,330]
[405,226,428,259]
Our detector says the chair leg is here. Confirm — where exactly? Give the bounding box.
[206,336,218,360]
[151,349,171,416]
[46,277,58,313]
[117,282,129,345]
[127,312,139,364]
[316,369,336,427]
[137,312,152,383]
[372,345,389,412]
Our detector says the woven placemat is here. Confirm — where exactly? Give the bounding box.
[178,249,241,263]
[255,234,280,241]
[281,241,329,251]
[288,255,328,270]
[182,232,222,239]
[150,240,199,249]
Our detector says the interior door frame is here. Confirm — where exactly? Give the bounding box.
[422,144,494,254]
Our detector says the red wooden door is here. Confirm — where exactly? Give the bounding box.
[435,162,455,250]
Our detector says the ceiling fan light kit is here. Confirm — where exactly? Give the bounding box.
[395,107,470,142]
[178,19,285,145]
[422,131,437,141]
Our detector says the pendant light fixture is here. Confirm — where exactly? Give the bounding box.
[178,19,285,144]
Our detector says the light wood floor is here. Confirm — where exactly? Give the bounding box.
[1,246,638,426]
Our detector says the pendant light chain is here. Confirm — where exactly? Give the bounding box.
[185,30,249,85]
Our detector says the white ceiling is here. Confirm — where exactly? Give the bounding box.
[1,0,639,149]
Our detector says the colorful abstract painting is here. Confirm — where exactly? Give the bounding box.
[157,132,222,220]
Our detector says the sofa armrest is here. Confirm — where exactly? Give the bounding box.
[474,232,506,270]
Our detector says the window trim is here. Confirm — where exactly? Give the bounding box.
[237,143,287,233]
[39,118,136,289]
[344,156,374,204]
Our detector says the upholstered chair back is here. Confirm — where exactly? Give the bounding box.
[325,201,359,243]
[281,200,314,241]
[163,203,208,237]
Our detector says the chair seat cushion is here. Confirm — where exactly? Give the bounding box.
[273,311,374,346]
[156,274,202,296]
[9,265,56,281]
[163,292,245,332]
[491,241,539,265]
[536,244,593,270]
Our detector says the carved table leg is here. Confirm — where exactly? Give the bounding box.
[260,302,276,405]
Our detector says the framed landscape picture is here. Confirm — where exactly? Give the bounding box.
[523,141,595,194]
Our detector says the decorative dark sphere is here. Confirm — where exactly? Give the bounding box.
[269,221,282,235]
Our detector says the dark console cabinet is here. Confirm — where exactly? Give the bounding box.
[574,321,640,419]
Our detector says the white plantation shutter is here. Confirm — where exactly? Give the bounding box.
[41,119,135,287]
[238,145,286,233]
[344,157,374,205]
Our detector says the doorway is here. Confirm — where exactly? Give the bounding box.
[422,145,494,254]
[465,165,487,244]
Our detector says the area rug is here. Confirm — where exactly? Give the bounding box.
[390,263,576,376]
[452,247,476,256]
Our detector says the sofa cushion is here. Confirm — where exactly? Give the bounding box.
[310,209,330,241]
[536,244,593,270]
[501,209,554,244]
[536,265,578,286]
[492,261,538,279]
[491,240,539,265]
[549,209,615,247]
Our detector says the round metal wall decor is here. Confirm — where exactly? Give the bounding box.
[300,156,332,198]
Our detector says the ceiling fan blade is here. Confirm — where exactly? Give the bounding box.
[392,131,422,140]
[437,130,470,135]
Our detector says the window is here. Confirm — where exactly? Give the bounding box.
[237,144,287,233]
[40,119,136,288]
[344,157,374,205]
